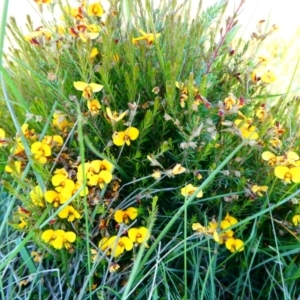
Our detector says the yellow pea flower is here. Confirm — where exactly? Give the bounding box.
[0,128,6,147]
[292,215,300,226]
[114,207,138,224]
[88,170,113,189]
[225,238,244,252]
[58,205,81,222]
[18,217,28,229]
[223,94,236,111]
[132,29,161,45]
[87,3,104,17]
[42,135,64,148]
[251,185,268,196]
[109,263,120,273]
[73,81,103,99]
[21,124,37,140]
[30,185,45,207]
[41,229,76,250]
[223,213,238,226]
[171,164,186,175]
[45,190,68,207]
[31,142,51,164]
[89,47,99,61]
[235,119,258,140]
[128,227,150,247]
[106,236,133,257]
[98,236,111,253]
[112,127,139,146]
[261,70,276,83]
[34,0,52,4]
[89,159,114,174]
[106,107,128,123]
[261,151,277,166]
[274,166,300,184]
[5,161,22,175]
[180,184,203,198]
[52,112,70,131]
[87,99,101,116]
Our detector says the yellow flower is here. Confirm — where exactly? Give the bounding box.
[128,227,150,246]
[251,185,268,196]
[132,29,161,45]
[106,107,128,123]
[52,173,75,198]
[225,238,244,252]
[21,124,37,140]
[0,127,7,147]
[5,161,22,175]
[11,140,25,155]
[31,142,51,164]
[88,170,113,189]
[192,223,207,233]
[42,135,64,148]
[269,138,282,148]
[30,185,45,207]
[41,229,76,250]
[251,69,260,83]
[18,217,28,229]
[223,94,236,111]
[180,184,203,198]
[256,106,267,121]
[91,249,98,262]
[235,119,258,140]
[73,181,89,197]
[114,207,138,224]
[274,166,300,184]
[79,31,99,42]
[261,151,277,166]
[87,99,101,116]
[24,27,53,45]
[92,159,114,173]
[58,205,81,222]
[171,164,186,175]
[73,81,103,100]
[261,70,276,83]
[34,0,52,4]
[109,263,120,273]
[292,215,300,226]
[223,213,238,226]
[106,236,133,257]
[45,190,68,207]
[151,169,161,180]
[89,47,99,60]
[87,3,104,17]
[112,127,139,146]
[98,236,111,253]
[31,251,43,263]
[52,112,70,131]
[285,151,300,166]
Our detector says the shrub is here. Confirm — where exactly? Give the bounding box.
[1,0,300,299]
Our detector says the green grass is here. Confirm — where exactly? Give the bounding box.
[1,0,300,299]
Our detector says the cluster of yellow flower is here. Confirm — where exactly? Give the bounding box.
[95,207,150,258]
[262,150,300,184]
[193,213,244,253]
[41,229,76,250]
[2,124,64,172]
[27,1,104,46]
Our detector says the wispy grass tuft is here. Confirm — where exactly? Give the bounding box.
[0,0,300,299]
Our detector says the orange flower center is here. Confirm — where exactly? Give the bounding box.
[84,86,93,98]
[285,172,292,179]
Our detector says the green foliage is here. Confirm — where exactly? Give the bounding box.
[1,0,300,299]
